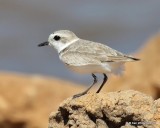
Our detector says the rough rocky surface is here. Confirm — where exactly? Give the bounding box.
[49,90,160,128]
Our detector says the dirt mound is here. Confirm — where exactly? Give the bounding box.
[49,90,160,128]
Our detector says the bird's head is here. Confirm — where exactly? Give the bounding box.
[38,30,79,53]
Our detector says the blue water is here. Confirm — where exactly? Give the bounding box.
[0,0,160,84]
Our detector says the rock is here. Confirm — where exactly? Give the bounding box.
[49,90,160,128]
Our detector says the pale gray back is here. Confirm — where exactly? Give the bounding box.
[60,39,134,66]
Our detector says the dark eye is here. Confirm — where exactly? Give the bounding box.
[54,35,61,41]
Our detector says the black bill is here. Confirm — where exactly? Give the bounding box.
[38,41,49,47]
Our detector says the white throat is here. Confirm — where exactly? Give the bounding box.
[54,38,79,53]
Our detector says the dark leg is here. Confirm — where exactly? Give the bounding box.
[73,73,97,99]
[96,73,108,93]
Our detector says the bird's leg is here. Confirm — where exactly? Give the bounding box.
[73,73,97,99]
[96,73,108,93]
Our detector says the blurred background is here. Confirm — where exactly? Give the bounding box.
[1,1,160,128]
[1,0,160,84]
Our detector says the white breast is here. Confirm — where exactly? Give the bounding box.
[66,62,124,75]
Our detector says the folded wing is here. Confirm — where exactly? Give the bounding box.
[60,39,139,66]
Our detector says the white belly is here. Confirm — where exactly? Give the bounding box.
[66,62,124,75]
[66,63,112,74]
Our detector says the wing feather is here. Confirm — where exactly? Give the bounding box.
[60,39,138,65]
[60,52,101,66]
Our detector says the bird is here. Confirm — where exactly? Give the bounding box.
[38,30,139,98]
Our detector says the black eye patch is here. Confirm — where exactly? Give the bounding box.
[54,35,61,41]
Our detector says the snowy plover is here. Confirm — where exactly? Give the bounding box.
[38,30,139,98]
